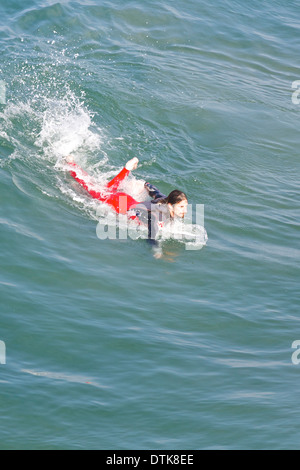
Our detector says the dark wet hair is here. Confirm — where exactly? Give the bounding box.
[159,190,188,205]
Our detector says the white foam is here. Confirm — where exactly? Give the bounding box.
[35,92,103,162]
[160,218,208,249]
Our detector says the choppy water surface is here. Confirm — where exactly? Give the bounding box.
[0,0,299,449]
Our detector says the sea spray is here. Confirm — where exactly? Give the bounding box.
[35,92,102,161]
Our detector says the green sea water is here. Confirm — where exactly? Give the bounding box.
[0,0,299,450]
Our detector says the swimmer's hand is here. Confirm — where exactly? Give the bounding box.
[125,157,139,171]
[152,244,163,260]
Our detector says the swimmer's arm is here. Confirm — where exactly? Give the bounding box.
[147,212,163,259]
[134,204,163,258]
[147,238,163,258]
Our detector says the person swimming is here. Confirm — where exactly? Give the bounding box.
[66,156,188,258]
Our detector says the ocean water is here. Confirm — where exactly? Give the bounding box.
[0,0,299,450]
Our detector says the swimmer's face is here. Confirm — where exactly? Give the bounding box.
[168,200,188,219]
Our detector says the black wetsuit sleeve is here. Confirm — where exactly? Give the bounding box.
[134,201,163,254]
[147,211,159,246]
[147,207,164,259]
[145,183,166,201]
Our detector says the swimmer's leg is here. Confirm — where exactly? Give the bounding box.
[65,156,140,210]
[66,156,104,200]
[104,192,140,214]
[106,157,139,191]
[105,158,140,213]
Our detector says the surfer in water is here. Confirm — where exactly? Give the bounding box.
[66,156,188,258]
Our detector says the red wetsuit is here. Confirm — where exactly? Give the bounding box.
[68,162,140,214]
